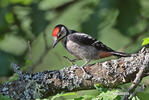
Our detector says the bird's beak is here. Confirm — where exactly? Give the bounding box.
[52,40,59,48]
[52,37,59,48]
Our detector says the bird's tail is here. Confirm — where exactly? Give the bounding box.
[111,51,131,57]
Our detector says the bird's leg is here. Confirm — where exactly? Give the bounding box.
[63,56,78,65]
[80,60,90,78]
[81,59,91,67]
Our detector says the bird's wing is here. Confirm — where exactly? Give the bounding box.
[68,32,114,52]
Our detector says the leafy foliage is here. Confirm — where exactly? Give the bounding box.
[48,84,141,100]
[0,94,10,100]
[0,0,149,99]
[142,37,149,46]
[51,92,77,100]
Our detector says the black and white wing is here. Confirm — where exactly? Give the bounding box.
[68,31,114,52]
[67,30,130,57]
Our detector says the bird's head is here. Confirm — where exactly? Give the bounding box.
[52,24,68,48]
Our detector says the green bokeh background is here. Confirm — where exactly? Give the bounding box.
[0,0,149,99]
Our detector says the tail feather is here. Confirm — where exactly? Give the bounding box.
[111,51,131,57]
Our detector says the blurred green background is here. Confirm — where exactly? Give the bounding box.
[0,0,149,99]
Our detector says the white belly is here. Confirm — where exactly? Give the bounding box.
[66,40,99,60]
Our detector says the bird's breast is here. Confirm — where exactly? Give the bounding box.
[65,40,99,60]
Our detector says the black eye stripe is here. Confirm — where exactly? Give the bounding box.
[58,32,62,38]
[58,33,61,37]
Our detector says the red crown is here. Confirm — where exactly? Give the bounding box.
[52,27,60,37]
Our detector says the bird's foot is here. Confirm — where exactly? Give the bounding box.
[80,60,91,78]
[80,67,86,78]
[80,64,88,78]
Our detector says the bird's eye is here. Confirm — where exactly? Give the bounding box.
[59,31,64,37]
[61,31,64,35]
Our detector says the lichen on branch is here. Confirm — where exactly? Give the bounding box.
[0,46,149,100]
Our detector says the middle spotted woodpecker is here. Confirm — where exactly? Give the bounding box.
[52,24,130,67]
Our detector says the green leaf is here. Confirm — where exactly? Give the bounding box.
[39,0,73,10]
[51,92,77,100]
[132,96,140,100]
[36,99,49,100]
[74,95,94,100]
[0,34,27,55]
[97,89,120,100]
[74,97,84,100]
[5,12,14,24]
[142,37,149,46]
[10,0,32,5]
[9,74,19,82]
[21,59,32,71]
[51,93,63,100]
[61,92,77,96]
[94,84,108,92]
[0,94,10,100]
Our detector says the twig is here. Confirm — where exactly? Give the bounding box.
[129,84,146,100]
[28,40,32,60]
[11,63,23,77]
[43,31,49,50]
[121,51,149,100]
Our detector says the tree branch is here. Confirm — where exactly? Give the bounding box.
[0,46,149,100]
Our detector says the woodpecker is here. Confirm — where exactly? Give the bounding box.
[52,24,130,67]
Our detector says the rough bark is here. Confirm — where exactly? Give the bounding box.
[0,46,149,100]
